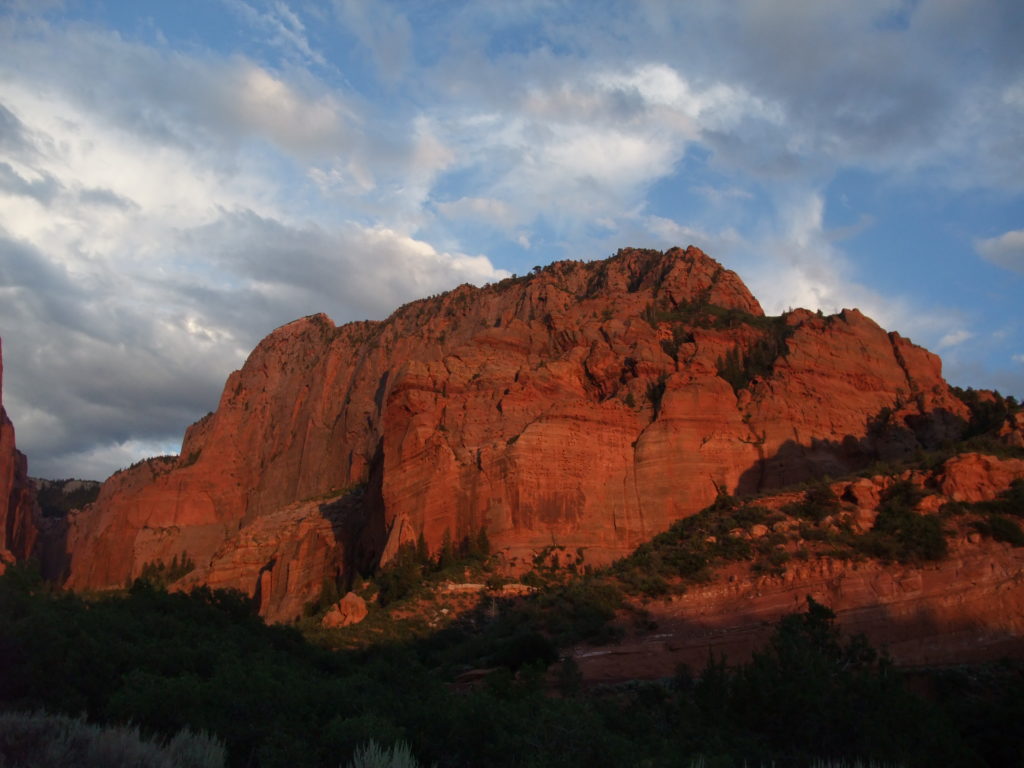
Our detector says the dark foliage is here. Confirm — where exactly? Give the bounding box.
[138,552,196,588]
[1,565,1014,767]
[783,483,841,524]
[610,496,787,594]
[858,481,948,563]
[951,386,1021,437]
[1,565,1019,766]
[34,479,100,518]
[716,317,793,393]
[974,515,1024,546]
[375,528,495,606]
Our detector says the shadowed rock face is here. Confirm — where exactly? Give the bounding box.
[54,247,975,621]
[0,339,38,572]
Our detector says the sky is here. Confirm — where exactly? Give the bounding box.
[0,0,1022,481]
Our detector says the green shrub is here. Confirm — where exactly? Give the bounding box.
[345,739,421,768]
[973,478,1024,518]
[860,481,947,563]
[137,551,196,588]
[375,543,425,606]
[0,710,225,768]
[978,515,1024,546]
[951,386,1020,437]
[716,318,793,392]
[784,483,841,523]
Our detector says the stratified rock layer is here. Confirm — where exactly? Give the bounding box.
[573,454,1024,682]
[0,339,37,572]
[58,247,973,621]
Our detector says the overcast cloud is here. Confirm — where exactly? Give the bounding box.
[0,1,1022,479]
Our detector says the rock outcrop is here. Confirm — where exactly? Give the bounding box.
[573,453,1024,682]
[0,339,38,573]
[54,247,976,621]
[321,592,369,629]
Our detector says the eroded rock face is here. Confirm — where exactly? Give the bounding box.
[573,454,1024,683]
[0,339,38,573]
[54,247,976,621]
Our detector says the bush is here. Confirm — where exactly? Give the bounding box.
[784,483,841,523]
[345,739,422,768]
[0,710,225,768]
[973,478,1024,518]
[716,318,793,392]
[951,386,1020,437]
[862,481,947,563]
[137,551,195,588]
[376,543,426,606]
[979,515,1024,546]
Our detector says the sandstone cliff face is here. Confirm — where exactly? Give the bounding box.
[57,247,974,621]
[573,453,1024,683]
[0,339,38,572]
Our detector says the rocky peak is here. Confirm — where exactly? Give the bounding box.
[47,246,986,621]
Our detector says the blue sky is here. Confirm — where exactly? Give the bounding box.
[0,0,1022,479]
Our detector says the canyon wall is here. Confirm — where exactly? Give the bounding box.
[0,339,38,572]
[54,247,974,621]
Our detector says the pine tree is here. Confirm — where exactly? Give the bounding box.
[437,529,456,572]
[415,532,430,566]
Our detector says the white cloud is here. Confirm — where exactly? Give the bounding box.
[976,229,1024,274]
[715,192,970,354]
[29,438,184,483]
[1013,354,1024,365]
[436,197,524,232]
[0,23,355,163]
[2,2,1023,476]
[426,63,774,240]
[938,330,974,349]
[0,24,507,479]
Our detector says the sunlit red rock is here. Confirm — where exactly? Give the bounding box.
[52,247,980,621]
[321,592,368,628]
[572,454,1024,684]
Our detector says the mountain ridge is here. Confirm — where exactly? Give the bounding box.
[14,245,1019,633]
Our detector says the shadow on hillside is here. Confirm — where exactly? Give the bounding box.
[35,513,69,584]
[565,584,1024,689]
[738,406,969,492]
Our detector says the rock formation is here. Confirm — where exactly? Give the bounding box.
[0,339,38,573]
[321,592,369,629]
[572,453,1024,681]
[53,247,979,621]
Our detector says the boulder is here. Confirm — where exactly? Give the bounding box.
[321,592,368,628]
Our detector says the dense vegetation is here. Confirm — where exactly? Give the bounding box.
[33,478,100,518]
[1,561,1022,767]
[138,551,197,589]
[715,317,794,393]
[951,387,1020,438]
[6,387,1023,766]
[606,475,1007,601]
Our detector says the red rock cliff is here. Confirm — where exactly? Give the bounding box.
[58,247,973,621]
[0,339,38,572]
[572,453,1024,682]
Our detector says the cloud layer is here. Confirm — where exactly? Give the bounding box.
[1,1,1022,478]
